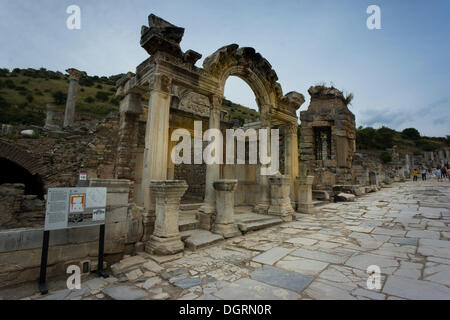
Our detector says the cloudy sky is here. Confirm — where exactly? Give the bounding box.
[0,0,449,137]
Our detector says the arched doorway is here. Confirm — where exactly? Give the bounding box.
[0,157,45,198]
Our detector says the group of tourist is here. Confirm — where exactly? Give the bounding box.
[412,163,449,182]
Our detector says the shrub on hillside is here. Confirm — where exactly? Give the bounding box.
[52,90,66,105]
[401,128,420,140]
[5,79,15,89]
[416,139,439,151]
[95,91,110,102]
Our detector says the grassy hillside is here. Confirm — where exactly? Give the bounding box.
[0,68,259,127]
[356,125,449,155]
[0,68,122,125]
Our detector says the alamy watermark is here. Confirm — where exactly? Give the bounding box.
[366,5,381,30]
[66,265,81,290]
[366,265,382,290]
[66,5,81,30]
[171,121,279,176]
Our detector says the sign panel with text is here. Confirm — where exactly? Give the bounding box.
[44,187,107,231]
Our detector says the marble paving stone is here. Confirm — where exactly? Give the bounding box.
[344,253,399,271]
[276,257,329,276]
[173,277,202,289]
[290,248,349,264]
[305,280,356,300]
[372,227,406,237]
[213,278,300,300]
[102,286,148,300]
[252,247,293,265]
[389,237,418,246]
[382,276,450,300]
[251,265,314,293]
[419,238,450,249]
[284,238,318,246]
[406,230,440,239]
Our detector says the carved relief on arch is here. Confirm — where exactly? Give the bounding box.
[171,86,211,117]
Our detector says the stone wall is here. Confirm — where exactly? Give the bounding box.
[0,179,134,288]
[0,184,44,229]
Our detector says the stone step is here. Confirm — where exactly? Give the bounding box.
[237,218,283,233]
[312,200,329,207]
[180,203,202,211]
[179,229,197,241]
[235,214,278,224]
[183,230,224,251]
[178,217,200,232]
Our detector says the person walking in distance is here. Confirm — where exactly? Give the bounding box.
[421,168,427,181]
[435,167,442,182]
[412,169,418,182]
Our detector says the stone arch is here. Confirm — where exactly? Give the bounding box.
[203,44,284,113]
[0,140,47,197]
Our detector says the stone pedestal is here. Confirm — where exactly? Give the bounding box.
[212,179,241,238]
[146,180,187,256]
[268,174,295,221]
[296,175,315,214]
[63,68,84,128]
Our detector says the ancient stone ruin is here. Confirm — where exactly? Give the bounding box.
[0,13,449,289]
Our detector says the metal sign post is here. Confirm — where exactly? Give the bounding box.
[97,224,109,278]
[38,230,50,295]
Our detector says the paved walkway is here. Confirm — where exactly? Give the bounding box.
[16,180,450,300]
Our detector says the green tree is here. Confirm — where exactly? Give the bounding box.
[376,126,395,149]
[401,128,420,140]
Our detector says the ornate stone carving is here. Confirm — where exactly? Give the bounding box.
[285,123,298,134]
[149,73,172,94]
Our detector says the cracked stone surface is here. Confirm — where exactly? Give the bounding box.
[4,180,450,300]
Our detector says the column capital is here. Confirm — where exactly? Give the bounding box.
[285,122,299,134]
[209,94,223,111]
[66,68,85,81]
[149,73,172,94]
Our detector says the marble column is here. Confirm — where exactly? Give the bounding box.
[284,122,299,203]
[199,95,222,221]
[254,106,272,214]
[141,73,172,214]
[167,135,176,180]
[296,175,315,214]
[44,104,59,130]
[212,179,241,238]
[268,173,295,221]
[63,68,84,128]
[146,180,188,255]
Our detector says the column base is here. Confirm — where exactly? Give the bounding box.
[297,203,316,214]
[145,235,184,256]
[268,205,295,222]
[212,223,241,238]
[253,203,269,214]
[199,202,216,215]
